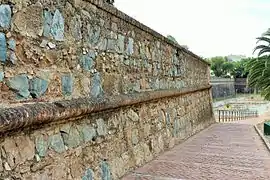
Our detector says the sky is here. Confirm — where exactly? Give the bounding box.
[115,0,270,58]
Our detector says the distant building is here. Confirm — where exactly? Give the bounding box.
[225,55,246,62]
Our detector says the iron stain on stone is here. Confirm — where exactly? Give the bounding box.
[0,5,11,29]
[0,32,7,63]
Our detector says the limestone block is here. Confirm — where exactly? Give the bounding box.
[13,5,43,38]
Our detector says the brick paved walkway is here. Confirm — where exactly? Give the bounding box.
[122,123,270,180]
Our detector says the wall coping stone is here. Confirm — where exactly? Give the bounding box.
[0,85,211,134]
[84,0,210,66]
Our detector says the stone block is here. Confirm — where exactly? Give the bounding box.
[7,39,16,51]
[13,5,43,38]
[51,9,65,41]
[0,71,3,82]
[82,168,94,180]
[6,74,30,98]
[48,134,65,153]
[90,72,103,98]
[29,77,49,98]
[0,32,7,63]
[61,74,73,96]
[126,37,134,55]
[97,118,107,136]
[78,125,97,142]
[101,161,111,180]
[80,50,96,71]
[0,5,11,29]
[35,135,48,158]
[61,126,82,148]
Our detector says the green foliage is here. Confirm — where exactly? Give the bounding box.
[208,56,250,78]
[167,35,179,45]
[247,28,270,100]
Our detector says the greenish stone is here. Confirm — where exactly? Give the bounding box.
[87,24,101,46]
[174,117,179,137]
[29,77,48,98]
[126,37,134,55]
[7,39,16,51]
[80,50,96,71]
[78,125,97,142]
[61,126,82,148]
[117,34,125,53]
[82,168,93,180]
[165,111,170,127]
[90,72,103,98]
[101,161,111,180]
[9,51,16,64]
[49,134,65,153]
[0,71,3,82]
[0,32,7,63]
[0,5,11,29]
[7,74,30,98]
[35,135,48,157]
[51,9,64,41]
[43,9,53,38]
[107,39,116,51]
[96,119,107,136]
[61,74,73,96]
[71,15,82,40]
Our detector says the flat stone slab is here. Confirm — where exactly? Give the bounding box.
[122,124,270,180]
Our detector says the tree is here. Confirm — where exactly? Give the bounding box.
[208,56,234,77]
[246,29,270,99]
[231,58,249,78]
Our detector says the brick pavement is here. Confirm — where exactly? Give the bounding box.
[122,123,270,180]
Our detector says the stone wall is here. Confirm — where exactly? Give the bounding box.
[210,78,235,99]
[0,0,214,179]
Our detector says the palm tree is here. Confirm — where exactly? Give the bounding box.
[247,29,270,99]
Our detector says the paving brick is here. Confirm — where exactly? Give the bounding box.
[123,124,270,180]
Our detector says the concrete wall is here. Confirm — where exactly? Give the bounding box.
[0,0,214,179]
[211,78,235,99]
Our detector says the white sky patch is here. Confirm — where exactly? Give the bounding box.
[115,0,270,58]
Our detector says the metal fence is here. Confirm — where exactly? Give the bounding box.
[216,110,258,122]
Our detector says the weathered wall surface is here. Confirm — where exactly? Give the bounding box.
[0,0,214,179]
[210,78,235,99]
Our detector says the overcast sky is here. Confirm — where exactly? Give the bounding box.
[115,0,270,58]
